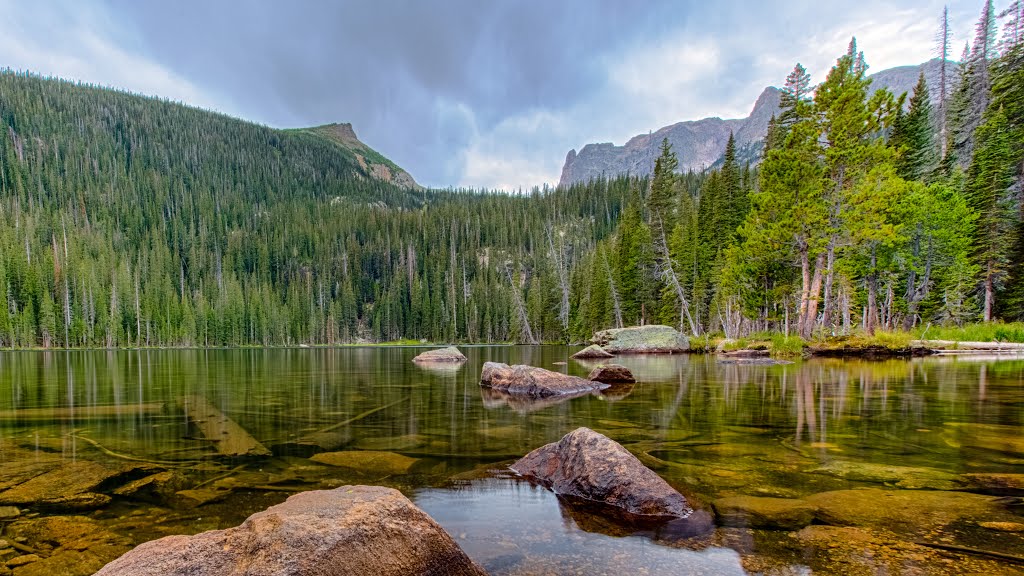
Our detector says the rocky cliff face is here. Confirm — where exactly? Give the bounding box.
[307,123,421,189]
[558,89,772,187]
[558,59,949,187]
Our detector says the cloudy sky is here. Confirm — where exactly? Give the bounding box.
[1,0,981,190]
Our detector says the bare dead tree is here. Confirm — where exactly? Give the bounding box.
[503,260,537,344]
[545,224,570,331]
[653,216,698,335]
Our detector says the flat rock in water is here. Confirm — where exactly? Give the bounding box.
[171,488,231,509]
[804,488,1011,537]
[587,364,636,384]
[480,362,608,398]
[412,346,467,363]
[713,496,817,530]
[310,450,419,476]
[0,460,61,492]
[571,345,614,359]
[962,472,1024,494]
[807,461,963,490]
[95,485,487,576]
[6,516,131,576]
[591,325,689,354]
[0,461,135,511]
[113,472,189,504]
[944,422,1024,457]
[0,506,19,520]
[511,427,713,538]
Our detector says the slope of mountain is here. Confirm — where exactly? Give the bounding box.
[0,71,630,347]
[296,123,419,189]
[559,59,950,186]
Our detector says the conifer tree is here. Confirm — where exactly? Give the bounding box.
[890,72,936,181]
[778,64,813,131]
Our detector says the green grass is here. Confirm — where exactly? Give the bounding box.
[812,330,914,351]
[913,321,1024,343]
[769,335,806,357]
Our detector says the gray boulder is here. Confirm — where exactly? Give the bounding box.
[480,362,608,398]
[95,485,486,576]
[587,364,636,383]
[571,344,614,359]
[412,346,467,363]
[592,325,688,354]
[511,428,713,538]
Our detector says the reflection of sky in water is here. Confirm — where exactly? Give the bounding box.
[415,478,747,576]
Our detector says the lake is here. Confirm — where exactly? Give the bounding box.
[1,347,1024,575]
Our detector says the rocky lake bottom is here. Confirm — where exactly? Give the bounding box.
[1,347,1024,575]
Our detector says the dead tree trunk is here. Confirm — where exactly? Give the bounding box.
[601,250,624,329]
[546,226,571,332]
[654,218,698,335]
[503,261,537,344]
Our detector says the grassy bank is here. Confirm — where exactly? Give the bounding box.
[700,323,1024,358]
[912,322,1024,343]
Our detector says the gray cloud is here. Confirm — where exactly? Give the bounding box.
[2,0,982,188]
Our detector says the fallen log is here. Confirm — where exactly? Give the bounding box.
[179,396,271,457]
[914,340,1024,351]
[0,403,166,422]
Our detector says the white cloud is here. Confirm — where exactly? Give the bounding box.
[0,0,222,112]
[456,1,982,191]
[0,0,987,192]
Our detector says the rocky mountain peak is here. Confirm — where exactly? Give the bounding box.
[558,60,945,187]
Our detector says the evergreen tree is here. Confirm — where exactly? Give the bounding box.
[890,72,936,181]
[779,64,813,131]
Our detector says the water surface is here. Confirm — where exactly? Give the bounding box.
[1,347,1023,574]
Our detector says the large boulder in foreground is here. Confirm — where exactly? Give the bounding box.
[412,346,467,363]
[592,325,688,354]
[95,485,486,576]
[480,362,608,398]
[571,344,614,359]
[511,427,713,538]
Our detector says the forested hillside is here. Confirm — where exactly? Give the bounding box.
[0,71,629,346]
[0,3,1021,348]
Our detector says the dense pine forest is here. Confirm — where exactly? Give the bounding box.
[0,2,1021,348]
[0,72,632,347]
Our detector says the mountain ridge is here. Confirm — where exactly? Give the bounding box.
[558,59,949,187]
[299,122,420,189]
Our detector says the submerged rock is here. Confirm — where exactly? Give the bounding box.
[587,364,636,384]
[807,461,963,490]
[310,450,419,476]
[713,496,817,530]
[113,471,189,505]
[95,486,487,576]
[962,473,1024,495]
[171,488,232,509]
[571,345,614,359]
[0,461,140,511]
[804,487,1011,537]
[412,346,467,363]
[511,427,713,538]
[480,362,608,398]
[592,325,689,354]
[6,516,131,576]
